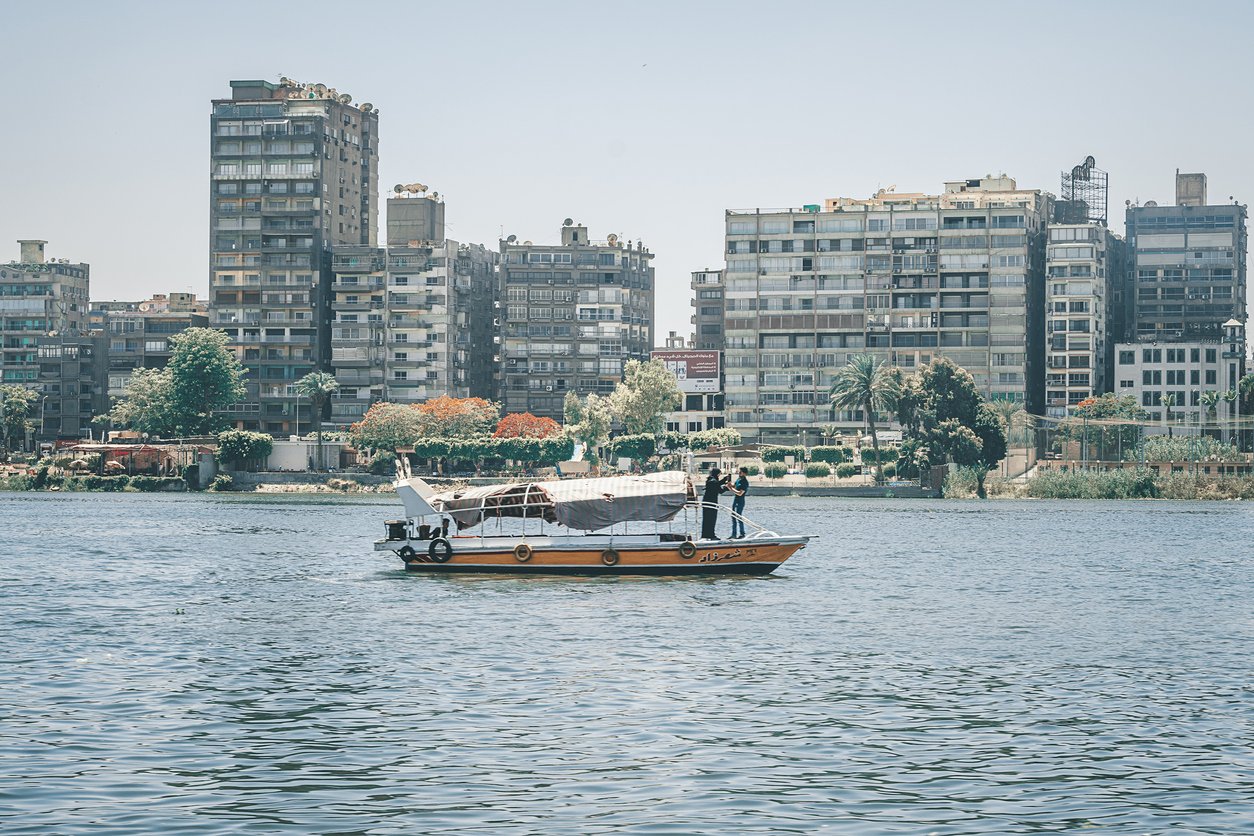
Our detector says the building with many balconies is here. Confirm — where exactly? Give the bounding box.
[208,77,379,434]
[498,222,655,419]
[723,177,1051,444]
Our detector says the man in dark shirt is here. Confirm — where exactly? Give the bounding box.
[729,467,749,538]
[701,468,729,540]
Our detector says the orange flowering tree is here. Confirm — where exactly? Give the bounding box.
[349,402,424,451]
[416,396,500,438]
[494,412,562,439]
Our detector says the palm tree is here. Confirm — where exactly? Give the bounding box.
[1200,390,1220,439]
[1162,393,1176,439]
[829,354,900,484]
[294,371,339,471]
[988,399,1035,475]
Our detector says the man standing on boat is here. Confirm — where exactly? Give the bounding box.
[701,468,730,540]
[729,467,749,539]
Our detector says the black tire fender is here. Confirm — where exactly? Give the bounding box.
[601,547,620,566]
[398,545,417,562]
[428,538,453,563]
[678,540,697,559]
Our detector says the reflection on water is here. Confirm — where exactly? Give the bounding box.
[1,493,1251,834]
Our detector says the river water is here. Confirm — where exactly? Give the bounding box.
[1,492,1250,834]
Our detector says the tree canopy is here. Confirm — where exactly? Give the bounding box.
[1,384,40,454]
[494,412,562,439]
[608,359,681,436]
[106,328,246,436]
[564,391,611,453]
[415,396,500,438]
[830,354,901,483]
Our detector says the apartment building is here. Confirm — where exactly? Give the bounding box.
[723,177,1050,444]
[329,193,497,425]
[690,269,725,350]
[1126,172,1247,342]
[208,77,379,434]
[1,240,99,443]
[92,294,209,400]
[499,222,655,419]
[1044,223,1126,417]
[1113,319,1245,425]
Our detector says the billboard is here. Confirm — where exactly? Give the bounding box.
[651,349,721,393]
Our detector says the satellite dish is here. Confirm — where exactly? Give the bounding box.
[506,234,517,243]
[523,240,533,246]
[279,77,291,85]
[1146,200,1158,207]
[607,233,618,246]
[563,217,573,226]
[314,83,327,94]
[339,93,352,104]
[361,102,374,112]
[405,183,427,193]
[431,192,439,200]
[393,184,405,193]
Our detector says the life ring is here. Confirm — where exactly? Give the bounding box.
[601,547,620,566]
[513,543,533,562]
[428,538,452,563]
[398,545,417,562]
[678,541,697,559]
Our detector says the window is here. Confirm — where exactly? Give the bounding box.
[1118,350,1135,365]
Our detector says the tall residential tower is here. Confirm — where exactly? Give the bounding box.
[208,78,379,434]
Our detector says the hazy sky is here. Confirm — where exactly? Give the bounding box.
[3,0,1253,339]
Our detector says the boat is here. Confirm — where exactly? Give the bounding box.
[374,469,811,576]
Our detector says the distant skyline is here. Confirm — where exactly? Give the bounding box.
[3,0,1253,340]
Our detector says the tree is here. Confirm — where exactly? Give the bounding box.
[106,368,177,436]
[829,354,901,484]
[294,371,339,471]
[164,328,247,434]
[416,396,500,438]
[895,358,1007,497]
[565,392,611,459]
[1162,392,1177,439]
[349,402,425,452]
[217,430,273,470]
[494,412,562,439]
[608,359,682,436]
[1,384,40,456]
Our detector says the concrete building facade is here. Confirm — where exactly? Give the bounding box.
[93,295,209,400]
[1125,172,1247,342]
[499,222,655,419]
[1113,321,1245,427]
[723,177,1051,444]
[329,194,498,425]
[208,78,379,434]
[1044,223,1126,417]
[690,269,725,351]
[1,241,98,443]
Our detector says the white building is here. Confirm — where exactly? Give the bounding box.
[1113,320,1245,426]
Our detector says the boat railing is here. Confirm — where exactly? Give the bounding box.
[682,500,780,540]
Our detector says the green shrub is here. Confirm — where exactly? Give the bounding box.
[210,474,235,492]
[0,474,33,491]
[606,434,655,461]
[744,465,760,476]
[882,463,897,479]
[1022,469,1158,500]
[367,450,397,475]
[128,476,184,492]
[538,435,575,464]
[182,464,200,490]
[859,447,898,464]
[804,462,831,478]
[686,427,742,451]
[809,445,850,464]
[77,475,130,491]
[216,430,274,468]
[762,445,806,463]
[835,462,857,479]
[764,463,788,479]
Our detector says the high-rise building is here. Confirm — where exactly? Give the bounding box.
[499,222,655,419]
[690,269,725,351]
[1125,172,1247,342]
[723,177,1051,444]
[1043,223,1126,417]
[208,78,379,434]
[329,192,498,425]
[1,240,101,444]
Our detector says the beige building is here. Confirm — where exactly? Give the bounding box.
[724,177,1051,444]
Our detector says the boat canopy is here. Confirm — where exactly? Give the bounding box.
[430,471,695,531]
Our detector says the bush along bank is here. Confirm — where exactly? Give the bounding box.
[0,471,188,492]
[943,466,1254,500]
